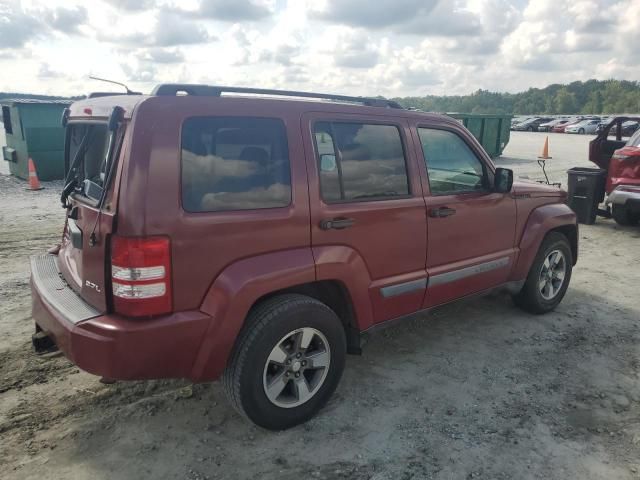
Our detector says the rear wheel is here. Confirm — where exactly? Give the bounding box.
[612,204,638,226]
[514,232,573,314]
[223,294,346,430]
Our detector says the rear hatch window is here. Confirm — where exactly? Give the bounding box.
[66,123,111,202]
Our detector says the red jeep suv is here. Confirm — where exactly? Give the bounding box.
[30,85,578,430]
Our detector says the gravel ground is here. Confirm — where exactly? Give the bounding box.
[0,131,639,480]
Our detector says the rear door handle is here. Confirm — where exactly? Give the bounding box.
[429,207,457,218]
[320,217,355,230]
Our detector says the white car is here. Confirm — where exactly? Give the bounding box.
[565,119,601,134]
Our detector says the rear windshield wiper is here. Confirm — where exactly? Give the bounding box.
[88,106,125,246]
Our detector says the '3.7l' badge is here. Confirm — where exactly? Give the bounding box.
[85,280,102,293]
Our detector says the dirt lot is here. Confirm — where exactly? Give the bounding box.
[1,132,639,479]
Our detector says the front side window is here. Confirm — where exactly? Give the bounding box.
[313,122,409,202]
[418,128,488,195]
[181,117,291,212]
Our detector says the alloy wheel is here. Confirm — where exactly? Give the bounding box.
[262,328,331,408]
[538,249,566,300]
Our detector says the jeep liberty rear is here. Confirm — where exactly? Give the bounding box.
[31,85,578,430]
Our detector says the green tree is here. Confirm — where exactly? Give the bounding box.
[553,88,578,114]
[582,91,603,114]
[394,79,640,115]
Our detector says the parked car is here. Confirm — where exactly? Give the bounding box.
[539,118,570,132]
[30,85,578,430]
[512,117,554,132]
[589,116,640,225]
[566,119,601,134]
[511,116,532,129]
[552,118,582,133]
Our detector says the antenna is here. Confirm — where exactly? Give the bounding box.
[89,76,141,95]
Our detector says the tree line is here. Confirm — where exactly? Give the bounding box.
[394,79,640,115]
[3,78,640,115]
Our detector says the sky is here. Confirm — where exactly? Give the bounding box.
[0,0,639,98]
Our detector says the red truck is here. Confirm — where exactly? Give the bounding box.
[30,85,578,430]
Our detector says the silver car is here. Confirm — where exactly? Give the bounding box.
[565,119,601,134]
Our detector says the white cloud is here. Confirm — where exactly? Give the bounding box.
[197,0,274,21]
[104,0,156,11]
[0,3,43,48]
[98,9,214,47]
[43,6,88,33]
[0,0,638,97]
[331,30,381,69]
[38,62,65,79]
[139,47,185,63]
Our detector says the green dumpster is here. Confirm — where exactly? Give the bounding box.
[447,113,512,158]
[2,99,71,181]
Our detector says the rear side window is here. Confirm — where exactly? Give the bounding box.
[418,128,488,195]
[2,106,12,134]
[181,117,291,212]
[313,122,409,202]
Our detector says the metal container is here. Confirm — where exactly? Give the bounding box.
[2,99,71,180]
[447,113,512,158]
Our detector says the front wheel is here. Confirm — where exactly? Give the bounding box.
[611,204,638,226]
[513,232,573,314]
[223,294,346,430]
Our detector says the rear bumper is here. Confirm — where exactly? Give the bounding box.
[30,254,212,381]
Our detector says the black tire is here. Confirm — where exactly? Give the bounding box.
[513,232,573,314]
[527,126,535,132]
[611,204,638,226]
[579,128,585,134]
[223,294,346,430]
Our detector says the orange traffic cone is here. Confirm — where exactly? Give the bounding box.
[26,157,43,191]
[538,136,552,160]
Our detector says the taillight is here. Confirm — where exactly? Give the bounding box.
[110,236,172,317]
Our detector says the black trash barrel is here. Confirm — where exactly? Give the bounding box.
[567,167,607,224]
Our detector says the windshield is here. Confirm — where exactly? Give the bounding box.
[65,123,111,201]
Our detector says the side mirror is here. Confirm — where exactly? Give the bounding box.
[494,167,513,193]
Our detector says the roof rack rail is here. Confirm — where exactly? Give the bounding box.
[151,84,403,109]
